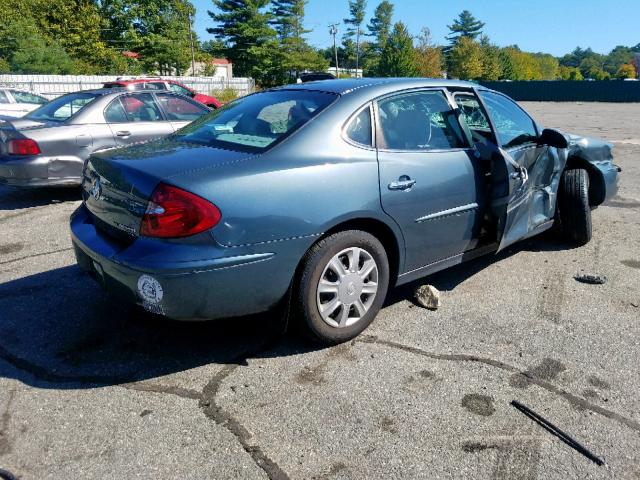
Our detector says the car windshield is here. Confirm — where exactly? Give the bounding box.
[26,92,99,122]
[175,90,337,153]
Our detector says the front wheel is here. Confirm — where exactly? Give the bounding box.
[558,168,592,246]
[295,231,389,345]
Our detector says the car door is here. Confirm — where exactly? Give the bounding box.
[154,92,210,131]
[104,92,174,147]
[376,89,488,272]
[477,90,559,251]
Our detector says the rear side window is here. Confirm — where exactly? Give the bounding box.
[104,98,129,123]
[177,90,337,153]
[377,90,466,151]
[11,91,47,105]
[145,82,167,90]
[26,92,98,122]
[479,91,537,149]
[169,83,193,96]
[156,93,208,121]
[345,107,372,147]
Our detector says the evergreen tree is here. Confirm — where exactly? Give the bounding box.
[365,0,393,75]
[271,0,308,40]
[343,0,367,76]
[270,0,327,81]
[207,0,279,84]
[379,22,416,77]
[446,10,485,44]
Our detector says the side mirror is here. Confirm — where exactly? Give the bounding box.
[539,128,568,149]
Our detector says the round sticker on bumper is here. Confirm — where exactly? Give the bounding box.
[137,275,163,304]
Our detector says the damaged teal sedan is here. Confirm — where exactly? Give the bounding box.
[70,79,620,344]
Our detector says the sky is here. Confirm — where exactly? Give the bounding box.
[191,0,640,57]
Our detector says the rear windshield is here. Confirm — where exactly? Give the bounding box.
[175,90,337,153]
[26,92,98,122]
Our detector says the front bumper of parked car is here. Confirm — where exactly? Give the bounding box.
[70,204,300,321]
[0,154,83,187]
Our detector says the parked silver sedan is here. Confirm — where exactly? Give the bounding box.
[0,89,210,187]
[0,88,49,118]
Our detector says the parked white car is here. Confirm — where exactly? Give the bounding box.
[0,88,48,118]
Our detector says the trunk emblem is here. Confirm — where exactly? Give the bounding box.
[90,178,102,201]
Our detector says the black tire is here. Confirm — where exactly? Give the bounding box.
[558,168,592,246]
[295,230,389,345]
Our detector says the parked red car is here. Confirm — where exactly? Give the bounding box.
[102,78,222,108]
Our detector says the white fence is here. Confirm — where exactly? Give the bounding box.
[0,75,255,99]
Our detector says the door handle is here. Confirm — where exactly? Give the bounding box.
[116,131,131,137]
[388,176,416,191]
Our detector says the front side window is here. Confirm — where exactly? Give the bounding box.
[0,91,9,104]
[156,93,208,121]
[454,93,496,144]
[479,91,538,149]
[345,106,372,147]
[105,93,163,122]
[176,90,337,152]
[11,90,47,105]
[26,92,98,122]
[377,90,466,151]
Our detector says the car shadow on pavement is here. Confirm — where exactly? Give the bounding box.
[0,234,577,390]
[0,264,316,390]
[387,234,577,304]
[0,186,82,211]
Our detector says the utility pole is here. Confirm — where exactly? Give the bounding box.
[329,24,339,77]
[188,13,196,76]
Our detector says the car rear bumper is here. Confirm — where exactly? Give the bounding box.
[70,204,301,321]
[0,155,83,187]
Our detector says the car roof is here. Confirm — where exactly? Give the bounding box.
[106,78,183,85]
[272,77,481,96]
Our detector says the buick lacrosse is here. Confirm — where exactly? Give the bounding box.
[70,78,619,344]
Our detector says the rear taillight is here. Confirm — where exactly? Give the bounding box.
[140,183,221,238]
[7,138,41,155]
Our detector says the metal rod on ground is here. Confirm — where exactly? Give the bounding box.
[511,400,605,466]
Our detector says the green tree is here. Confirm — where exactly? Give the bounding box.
[448,36,483,80]
[446,10,485,44]
[365,0,393,75]
[559,65,583,81]
[603,46,634,75]
[617,63,637,79]
[499,46,540,80]
[1,18,77,74]
[270,0,328,81]
[478,35,502,81]
[102,0,197,74]
[208,0,279,85]
[413,28,442,78]
[379,22,416,77]
[343,0,367,76]
[533,53,559,80]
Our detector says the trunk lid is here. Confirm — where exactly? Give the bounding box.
[83,138,252,240]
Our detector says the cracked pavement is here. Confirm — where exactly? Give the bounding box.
[1,102,639,479]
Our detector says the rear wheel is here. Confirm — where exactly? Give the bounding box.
[558,168,592,245]
[295,231,389,345]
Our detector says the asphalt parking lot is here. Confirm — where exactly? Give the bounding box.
[1,102,639,479]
